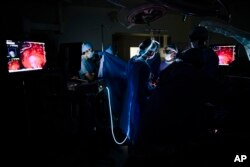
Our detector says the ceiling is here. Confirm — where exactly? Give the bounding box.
[9,0,236,24]
[5,0,245,30]
[64,1,232,14]
[60,0,235,25]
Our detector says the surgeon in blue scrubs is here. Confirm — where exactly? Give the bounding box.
[120,39,160,146]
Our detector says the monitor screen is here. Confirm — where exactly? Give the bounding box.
[210,44,236,66]
[6,40,46,73]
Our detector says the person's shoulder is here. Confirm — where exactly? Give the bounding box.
[202,47,218,59]
[202,47,216,53]
[181,48,203,61]
[129,57,149,70]
[93,53,100,60]
[81,57,88,62]
[184,47,202,54]
[130,56,144,63]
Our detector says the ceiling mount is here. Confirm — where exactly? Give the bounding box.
[127,4,167,25]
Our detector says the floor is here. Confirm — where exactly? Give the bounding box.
[25,128,129,167]
[5,116,249,167]
[4,79,249,167]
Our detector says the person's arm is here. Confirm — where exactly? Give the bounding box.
[79,57,88,79]
[85,72,96,81]
[79,56,97,81]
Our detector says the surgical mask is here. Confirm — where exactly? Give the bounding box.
[147,52,156,60]
[87,51,94,59]
[165,53,173,62]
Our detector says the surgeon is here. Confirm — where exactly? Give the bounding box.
[79,42,100,81]
[120,38,160,147]
[159,44,180,72]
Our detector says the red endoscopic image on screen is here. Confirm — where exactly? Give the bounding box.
[6,40,46,73]
[211,45,236,65]
[20,42,46,69]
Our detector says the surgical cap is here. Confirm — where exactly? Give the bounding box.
[82,43,93,53]
[165,44,178,53]
[139,39,160,56]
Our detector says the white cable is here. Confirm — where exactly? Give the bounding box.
[105,86,129,145]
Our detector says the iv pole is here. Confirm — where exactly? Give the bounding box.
[101,24,104,51]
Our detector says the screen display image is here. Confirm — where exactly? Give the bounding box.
[6,40,46,73]
[211,45,236,65]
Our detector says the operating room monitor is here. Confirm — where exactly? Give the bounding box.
[6,40,47,73]
[210,44,236,66]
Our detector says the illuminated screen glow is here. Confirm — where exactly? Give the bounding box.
[6,40,46,73]
[130,47,139,58]
[211,45,236,66]
[130,47,165,59]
